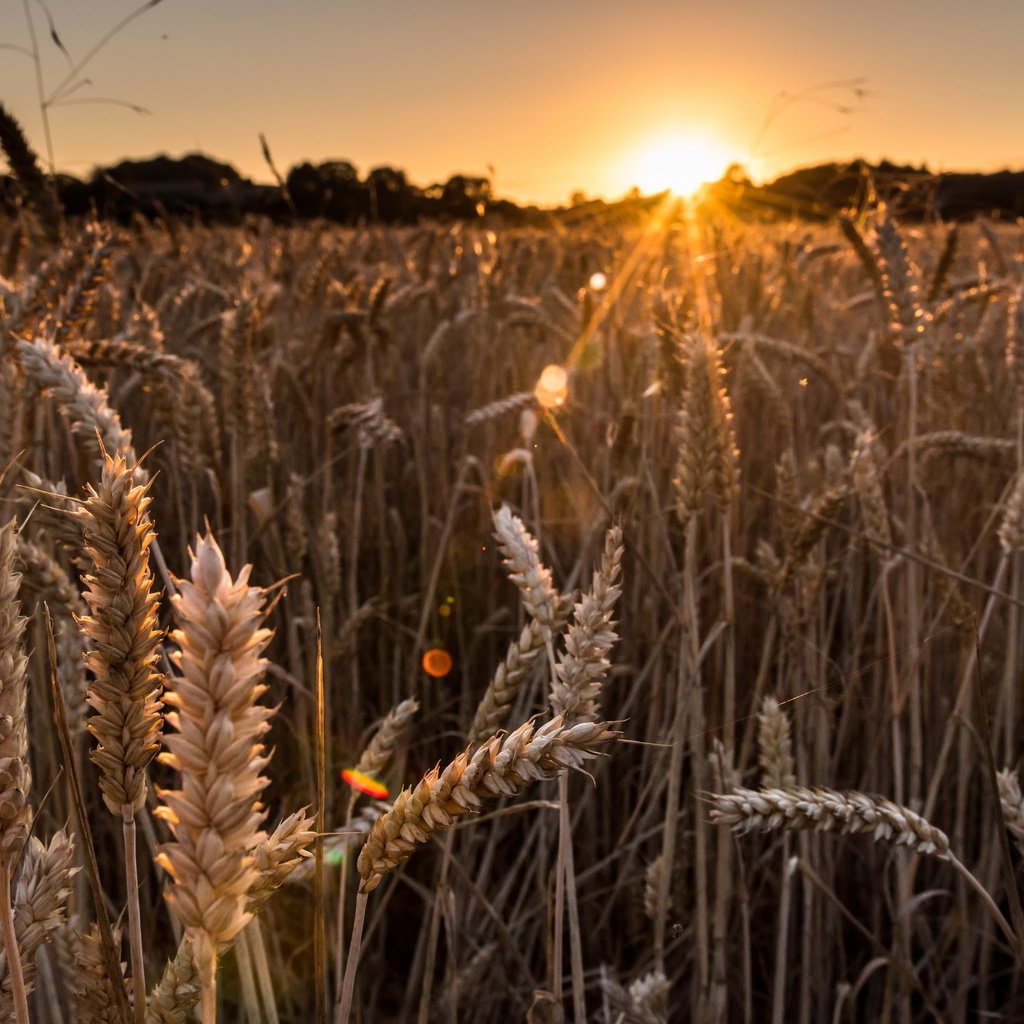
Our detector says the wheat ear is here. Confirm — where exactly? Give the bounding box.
[469,618,549,745]
[74,450,165,1022]
[757,696,796,790]
[0,102,61,243]
[998,769,1024,858]
[145,937,199,1024]
[711,785,1016,949]
[16,337,136,467]
[0,832,76,1022]
[153,532,274,1023]
[549,525,623,725]
[355,697,419,780]
[74,923,126,1024]
[492,505,560,629]
[339,716,618,1023]
[357,715,618,894]
[0,520,32,1024]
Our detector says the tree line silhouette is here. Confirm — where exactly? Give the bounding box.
[0,152,527,225]
[2,150,1023,225]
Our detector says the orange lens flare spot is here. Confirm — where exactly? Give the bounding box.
[341,768,389,800]
[534,364,568,409]
[421,647,453,678]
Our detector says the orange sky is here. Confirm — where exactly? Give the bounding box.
[2,0,1023,206]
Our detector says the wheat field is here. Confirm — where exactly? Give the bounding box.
[1,165,1023,1023]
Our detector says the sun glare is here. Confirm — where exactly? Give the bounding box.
[624,129,734,198]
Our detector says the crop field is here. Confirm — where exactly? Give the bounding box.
[1,193,1024,1023]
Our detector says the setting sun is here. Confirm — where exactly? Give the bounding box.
[622,129,735,198]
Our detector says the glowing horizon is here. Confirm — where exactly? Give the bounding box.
[616,128,739,198]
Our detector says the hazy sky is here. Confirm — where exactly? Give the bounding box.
[2,0,1023,205]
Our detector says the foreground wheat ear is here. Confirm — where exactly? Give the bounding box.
[152,531,313,1023]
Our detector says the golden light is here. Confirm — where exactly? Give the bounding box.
[623,129,734,198]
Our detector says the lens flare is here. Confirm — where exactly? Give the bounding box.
[422,647,453,678]
[534,364,568,409]
[341,768,389,800]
